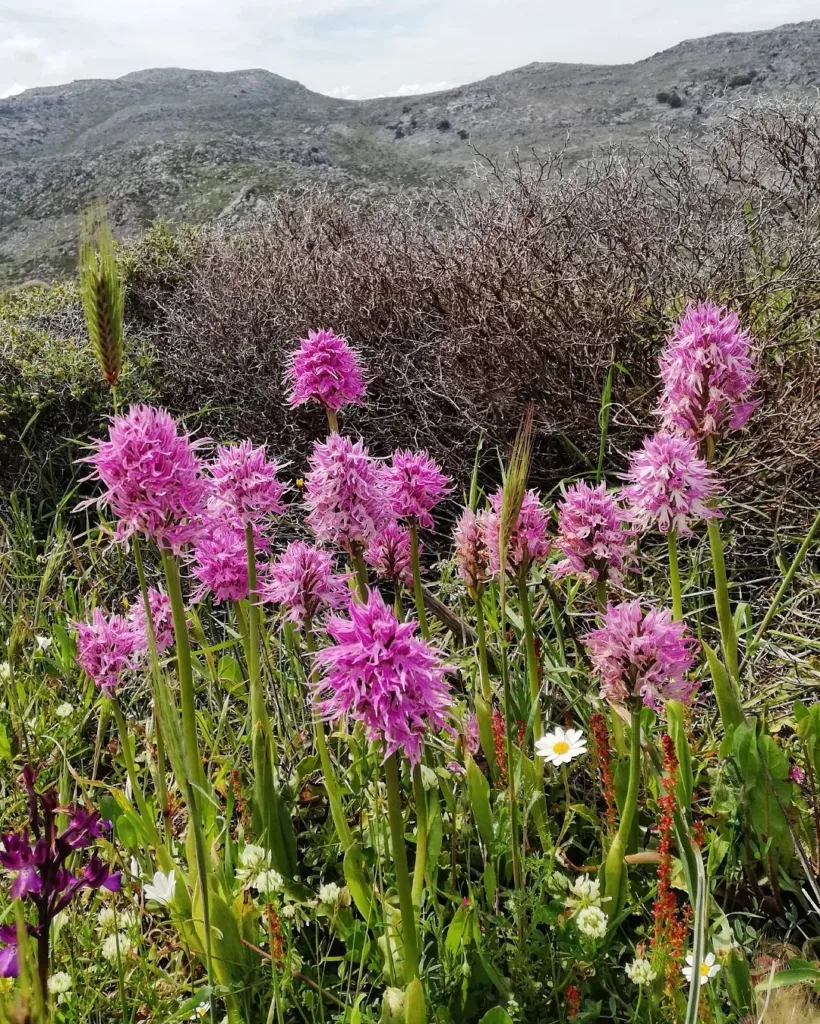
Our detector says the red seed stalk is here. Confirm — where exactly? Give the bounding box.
[589,712,618,833]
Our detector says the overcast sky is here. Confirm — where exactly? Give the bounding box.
[1,0,817,100]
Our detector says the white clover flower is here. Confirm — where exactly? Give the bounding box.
[565,873,602,910]
[683,951,721,984]
[144,869,176,907]
[535,726,587,766]
[48,971,72,995]
[101,932,135,962]
[98,907,137,933]
[55,702,74,719]
[625,958,657,985]
[318,882,342,906]
[576,905,608,939]
[237,844,272,889]
[256,870,284,895]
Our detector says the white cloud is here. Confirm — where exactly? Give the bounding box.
[324,84,357,99]
[379,81,456,97]
[0,83,27,98]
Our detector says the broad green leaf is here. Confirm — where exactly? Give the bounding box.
[404,978,427,1024]
[344,842,378,925]
[478,1009,514,1024]
[466,755,494,855]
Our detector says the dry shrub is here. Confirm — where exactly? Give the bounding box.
[157,100,820,550]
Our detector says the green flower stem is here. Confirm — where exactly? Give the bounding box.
[595,577,608,613]
[474,593,491,702]
[499,566,522,895]
[152,708,173,851]
[707,516,739,680]
[668,530,683,621]
[383,751,421,982]
[603,707,642,917]
[160,547,208,800]
[326,407,339,434]
[304,620,354,851]
[110,699,163,851]
[517,572,542,742]
[350,544,370,601]
[245,524,275,751]
[411,764,429,906]
[409,521,429,639]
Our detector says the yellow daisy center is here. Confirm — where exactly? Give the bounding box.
[699,963,710,978]
[553,740,570,755]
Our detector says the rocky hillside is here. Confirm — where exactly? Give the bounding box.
[1,19,818,284]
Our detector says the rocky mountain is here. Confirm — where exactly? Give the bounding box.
[1,19,819,285]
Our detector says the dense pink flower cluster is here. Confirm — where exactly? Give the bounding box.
[552,481,633,585]
[129,587,175,653]
[624,431,720,537]
[485,487,550,575]
[384,449,452,529]
[75,609,141,693]
[264,541,349,625]
[192,521,262,603]
[657,302,758,443]
[312,589,451,766]
[83,405,209,552]
[303,434,392,552]
[453,507,491,594]
[287,329,366,412]
[366,523,416,586]
[583,600,698,711]
[209,440,286,525]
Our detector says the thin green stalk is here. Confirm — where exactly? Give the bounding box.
[110,699,163,851]
[595,577,608,612]
[499,568,522,894]
[474,594,491,702]
[305,621,354,851]
[160,548,207,798]
[152,708,173,852]
[517,573,542,742]
[383,752,420,982]
[411,764,429,906]
[326,408,339,434]
[409,521,429,638]
[668,530,683,621]
[744,509,820,665]
[603,707,642,917]
[349,545,369,601]
[706,516,739,680]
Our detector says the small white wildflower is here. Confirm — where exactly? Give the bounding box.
[565,873,603,911]
[101,932,135,962]
[189,1003,209,1020]
[318,882,342,907]
[256,869,284,895]
[35,635,52,651]
[384,987,405,1016]
[625,958,657,985]
[55,702,74,719]
[535,726,587,766]
[47,971,72,995]
[0,662,10,682]
[682,951,721,984]
[420,764,439,790]
[575,905,608,939]
[98,907,136,933]
[506,995,520,1020]
[237,844,272,888]
[144,869,176,907]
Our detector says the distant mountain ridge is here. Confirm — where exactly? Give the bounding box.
[1,19,819,284]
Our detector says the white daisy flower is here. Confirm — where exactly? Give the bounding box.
[535,726,587,767]
[625,958,657,985]
[575,905,608,939]
[144,869,176,907]
[189,1003,209,1020]
[256,869,284,895]
[683,951,721,984]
